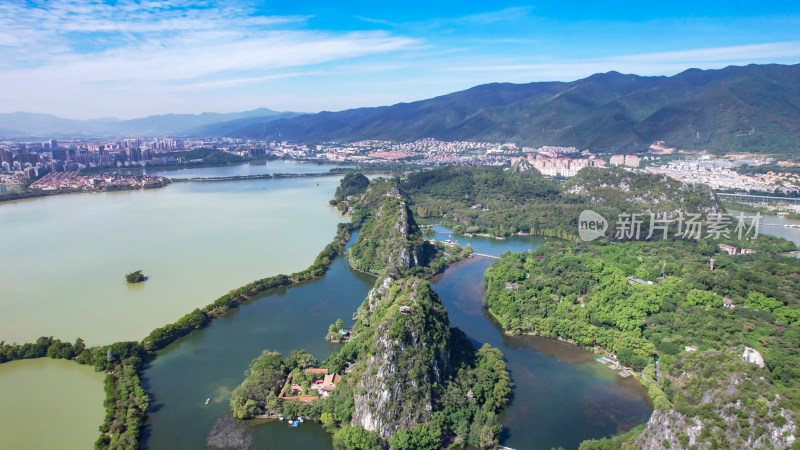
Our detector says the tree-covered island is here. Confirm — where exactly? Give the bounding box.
[124,270,146,284]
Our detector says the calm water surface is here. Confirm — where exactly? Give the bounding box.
[147,160,352,179]
[755,213,800,247]
[428,224,548,256]
[0,358,105,449]
[432,257,652,449]
[142,242,376,449]
[0,175,346,344]
[143,229,652,449]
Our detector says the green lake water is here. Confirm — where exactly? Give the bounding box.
[0,358,105,449]
[143,229,653,449]
[0,176,346,345]
[142,242,376,449]
[432,257,652,449]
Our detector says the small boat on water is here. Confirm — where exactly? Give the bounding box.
[292,421,300,427]
[205,398,210,405]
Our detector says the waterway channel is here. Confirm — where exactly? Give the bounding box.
[142,228,653,449]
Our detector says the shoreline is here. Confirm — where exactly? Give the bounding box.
[0,170,353,204]
[0,182,169,204]
[1,205,363,449]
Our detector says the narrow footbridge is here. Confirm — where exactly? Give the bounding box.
[471,252,499,260]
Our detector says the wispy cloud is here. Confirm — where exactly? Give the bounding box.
[0,0,419,117]
[443,41,800,78]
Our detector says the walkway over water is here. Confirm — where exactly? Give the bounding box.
[428,238,504,259]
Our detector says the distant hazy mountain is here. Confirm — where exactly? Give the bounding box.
[227,63,800,154]
[0,108,297,138]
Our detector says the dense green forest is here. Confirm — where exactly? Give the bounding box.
[484,238,800,448]
[339,175,473,278]
[399,164,721,240]
[228,174,511,449]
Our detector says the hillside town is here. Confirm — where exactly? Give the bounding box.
[646,157,800,195]
[2,136,799,197]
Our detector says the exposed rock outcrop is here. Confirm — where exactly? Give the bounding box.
[562,167,722,216]
[635,348,796,449]
[741,347,766,368]
[350,277,451,438]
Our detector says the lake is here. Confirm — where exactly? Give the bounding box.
[433,257,652,449]
[142,229,652,449]
[756,213,800,247]
[146,159,352,179]
[0,358,105,450]
[142,239,376,449]
[0,175,346,345]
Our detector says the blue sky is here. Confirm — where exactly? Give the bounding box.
[0,0,798,119]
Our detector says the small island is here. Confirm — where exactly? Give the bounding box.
[125,270,146,284]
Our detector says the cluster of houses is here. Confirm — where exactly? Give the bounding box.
[278,368,342,403]
[718,243,757,255]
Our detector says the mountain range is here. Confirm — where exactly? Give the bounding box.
[224,63,800,155]
[3,63,799,154]
[0,108,298,138]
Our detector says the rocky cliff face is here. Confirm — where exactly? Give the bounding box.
[347,191,428,276]
[635,348,796,449]
[350,277,451,438]
[563,167,721,216]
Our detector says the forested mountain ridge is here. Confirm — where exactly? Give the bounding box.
[227,63,800,155]
[331,275,512,448]
[341,177,438,277]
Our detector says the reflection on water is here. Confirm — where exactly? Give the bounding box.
[428,224,547,257]
[143,225,651,449]
[142,254,376,449]
[432,256,652,449]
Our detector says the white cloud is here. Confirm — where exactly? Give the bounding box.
[443,41,800,78]
[0,0,419,117]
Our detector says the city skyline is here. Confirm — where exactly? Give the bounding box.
[1,0,799,119]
